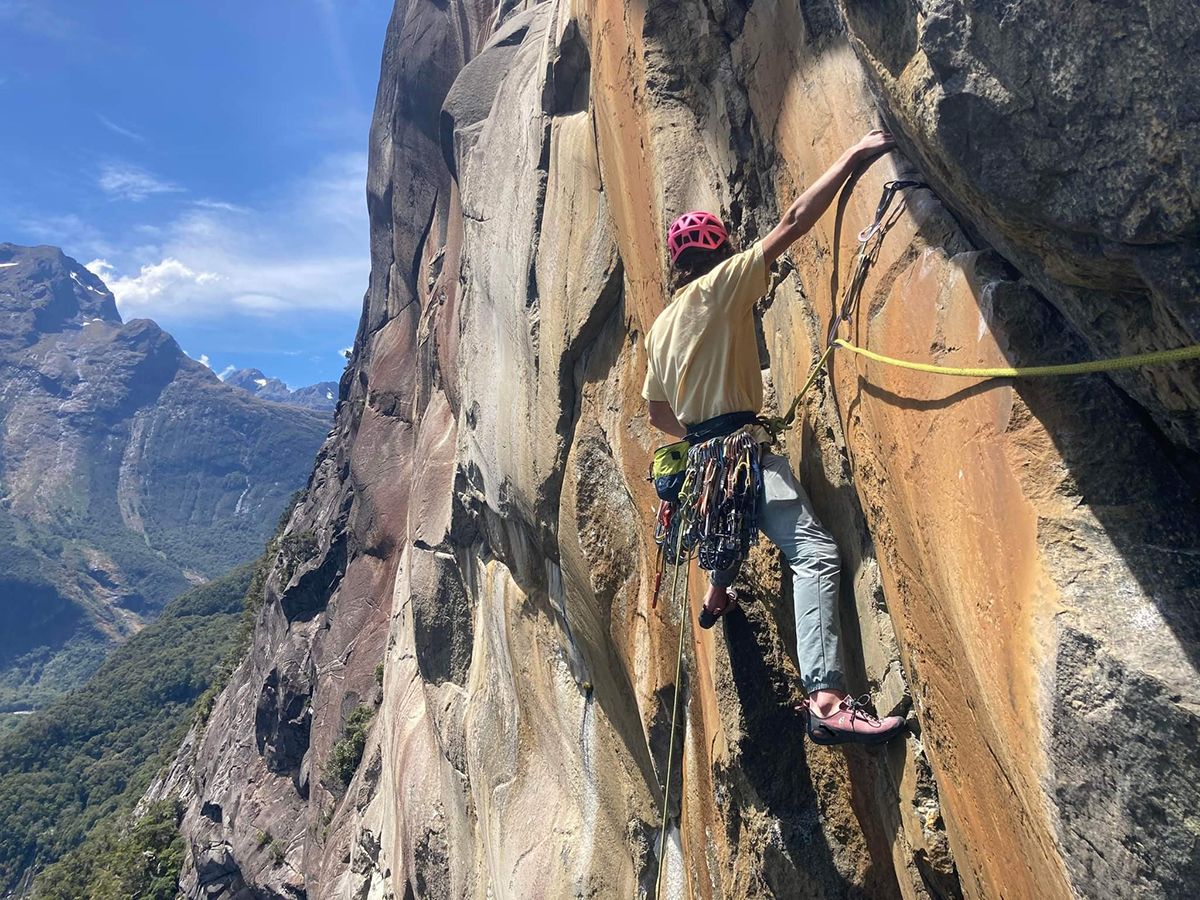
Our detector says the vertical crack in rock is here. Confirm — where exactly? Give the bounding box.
[255,664,314,783]
[840,0,1200,451]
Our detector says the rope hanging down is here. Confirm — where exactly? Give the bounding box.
[654,507,691,900]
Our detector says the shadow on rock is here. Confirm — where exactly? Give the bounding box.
[722,599,898,898]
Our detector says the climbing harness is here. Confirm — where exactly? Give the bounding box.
[677,428,762,572]
[648,409,765,598]
[649,413,767,590]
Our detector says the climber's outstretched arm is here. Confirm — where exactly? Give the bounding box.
[648,400,686,439]
[761,130,896,266]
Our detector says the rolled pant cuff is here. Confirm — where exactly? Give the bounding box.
[803,673,846,694]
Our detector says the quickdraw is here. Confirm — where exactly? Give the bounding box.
[764,178,930,439]
[651,499,687,609]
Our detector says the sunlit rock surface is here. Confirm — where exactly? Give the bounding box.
[148,1,1200,898]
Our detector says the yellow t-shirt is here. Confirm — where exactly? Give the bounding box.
[642,241,769,426]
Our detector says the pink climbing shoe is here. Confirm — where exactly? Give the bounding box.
[800,694,907,745]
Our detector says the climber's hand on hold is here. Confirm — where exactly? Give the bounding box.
[853,129,895,161]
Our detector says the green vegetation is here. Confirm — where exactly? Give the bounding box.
[0,635,110,725]
[278,529,318,584]
[323,704,376,790]
[0,407,319,714]
[0,565,253,894]
[0,498,190,713]
[192,543,274,728]
[32,800,184,900]
[255,830,286,867]
[0,490,306,893]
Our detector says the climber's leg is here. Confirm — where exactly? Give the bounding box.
[757,453,906,744]
[757,453,846,698]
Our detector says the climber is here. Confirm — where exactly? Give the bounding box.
[643,130,905,745]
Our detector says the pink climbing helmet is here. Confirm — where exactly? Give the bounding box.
[667,211,728,264]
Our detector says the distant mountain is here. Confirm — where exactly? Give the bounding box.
[223,367,338,412]
[0,243,329,713]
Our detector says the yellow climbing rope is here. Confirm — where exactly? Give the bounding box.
[762,343,837,436]
[764,177,1200,433]
[832,337,1200,378]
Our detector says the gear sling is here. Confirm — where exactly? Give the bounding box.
[649,411,765,608]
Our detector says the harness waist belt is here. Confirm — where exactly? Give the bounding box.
[685,410,758,444]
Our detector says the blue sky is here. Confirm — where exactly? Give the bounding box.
[0,0,393,387]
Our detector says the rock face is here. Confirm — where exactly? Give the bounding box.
[151,1,1200,898]
[224,368,339,412]
[0,244,329,710]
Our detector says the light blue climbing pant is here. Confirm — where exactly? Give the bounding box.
[709,452,845,693]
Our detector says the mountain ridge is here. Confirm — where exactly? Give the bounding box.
[222,367,338,412]
[0,243,329,713]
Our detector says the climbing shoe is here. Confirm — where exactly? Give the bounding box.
[801,695,906,745]
[698,588,738,630]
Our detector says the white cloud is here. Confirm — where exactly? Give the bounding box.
[193,198,250,214]
[105,258,220,316]
[98,162,183,201]
[93,152,368,321]
[198,354,211,368]
[21,214,116,258]
[85,258,114,278]
[96,114,145,143]
[217,365,236,380]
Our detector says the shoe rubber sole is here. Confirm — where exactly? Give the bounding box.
[804,715,907,746]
